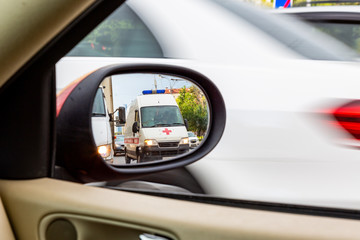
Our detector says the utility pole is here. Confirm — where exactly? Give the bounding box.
[158,74,186,93]
[154,75,157,91]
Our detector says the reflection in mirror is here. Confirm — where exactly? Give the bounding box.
[92,73,209,165]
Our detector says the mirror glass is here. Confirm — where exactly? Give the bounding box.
[92,73,209,165]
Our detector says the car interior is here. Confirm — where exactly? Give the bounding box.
[1,0,360,239]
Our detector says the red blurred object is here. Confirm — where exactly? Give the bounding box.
[333,100,360,140]
[56,71,96,117]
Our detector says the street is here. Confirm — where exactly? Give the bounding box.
[113,154,127,165]
[111,154,181,165]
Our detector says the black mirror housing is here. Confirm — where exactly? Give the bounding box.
[56,64,226,183]
[118,106,126,124]
[184,119,189,131]
[132,122,139,133]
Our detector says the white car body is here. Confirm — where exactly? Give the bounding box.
[92,88,114,162]
[56,0,360,210]
[188,132,200,148]
[274,5,360,15]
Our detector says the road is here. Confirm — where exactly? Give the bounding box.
[112,154,176,165]
[113,154,127,165]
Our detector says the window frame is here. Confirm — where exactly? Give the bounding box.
[92,88,107,117]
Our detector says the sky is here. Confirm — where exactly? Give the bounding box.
[110,73,193,112]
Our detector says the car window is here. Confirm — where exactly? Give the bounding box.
[92,88,106,116]
[141,106,184,128]
[67,4,164,58]
[188,132,195,137]
[309,22,360,53]
[57,0,360,213]
[116,135,124,142]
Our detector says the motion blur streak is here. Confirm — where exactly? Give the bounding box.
[333,100,360,140]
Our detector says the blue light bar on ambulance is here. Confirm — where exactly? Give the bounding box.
[142,89,166,95]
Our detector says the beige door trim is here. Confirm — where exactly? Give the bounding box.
[1,178,360,240]
[0,197,15,240]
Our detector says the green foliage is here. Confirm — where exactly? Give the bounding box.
[81,19,139,56]
[85,19,133,43]
[243,0,273,8]
[176,86,208,136]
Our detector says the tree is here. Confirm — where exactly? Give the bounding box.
[176,86,208,136]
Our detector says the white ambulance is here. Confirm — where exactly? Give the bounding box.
[124,90,189,163]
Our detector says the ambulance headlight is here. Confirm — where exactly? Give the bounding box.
[97,144,111,158]
[144,139,158,146]
[180,137,189,145]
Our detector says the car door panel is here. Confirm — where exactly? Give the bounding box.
[40,213,177,240]
[0,197,15,240]
[0,178,360,240]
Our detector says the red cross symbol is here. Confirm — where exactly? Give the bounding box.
[162,128,172,135]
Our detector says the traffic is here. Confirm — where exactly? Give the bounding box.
[84,73,208,165]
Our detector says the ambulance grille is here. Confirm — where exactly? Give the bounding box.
[158,142,179,147]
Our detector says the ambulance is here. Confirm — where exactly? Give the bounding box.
[124,90,189,163]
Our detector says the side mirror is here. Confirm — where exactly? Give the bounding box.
[56,64,225,182]
[184,119,189,131]
[132,122,139,133]
[117,106,126,125]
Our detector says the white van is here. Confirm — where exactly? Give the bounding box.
[91,87,114,163]
[124,91,189,163]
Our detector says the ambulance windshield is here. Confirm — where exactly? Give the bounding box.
[141,106,184,128]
